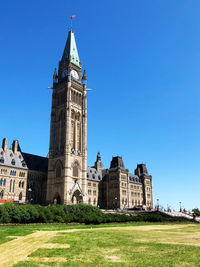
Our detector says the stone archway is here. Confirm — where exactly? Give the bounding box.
[71,190,83,204]
[53,193,61,205]
[0,190,4,199]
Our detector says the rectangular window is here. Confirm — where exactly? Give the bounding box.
[122,190,126,195]
[88,190,91,195]
[93,190,96,196]
[93,183,96,187]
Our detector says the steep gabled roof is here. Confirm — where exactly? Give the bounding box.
[21,152,48,173]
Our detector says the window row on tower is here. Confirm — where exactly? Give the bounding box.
[71,90,82,106]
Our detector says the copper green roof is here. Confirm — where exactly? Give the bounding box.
[61,30,80,67]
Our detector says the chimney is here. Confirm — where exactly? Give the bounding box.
[12,140,18,154]
[2,138,8,152]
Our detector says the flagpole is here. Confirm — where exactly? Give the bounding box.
[70,15,76,31]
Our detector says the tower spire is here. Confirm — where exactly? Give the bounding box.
[60,23,80,67]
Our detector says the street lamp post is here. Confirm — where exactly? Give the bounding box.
[179,201,182,212]
[79,193,83,204]
[28,188,32,204]
[114,196,118,210]
[157,198,159,211]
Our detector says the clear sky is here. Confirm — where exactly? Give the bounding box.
[0,0,200,211]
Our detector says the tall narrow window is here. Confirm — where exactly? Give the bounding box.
[77,122,81,151]
[13,180,15,192]
[73,164,78,177]
[9,180,12,192]
[56,166,61,178]
[71,120,75,149]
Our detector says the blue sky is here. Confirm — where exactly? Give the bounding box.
[0,0,200,210]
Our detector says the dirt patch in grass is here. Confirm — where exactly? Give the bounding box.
[106,255,121,262]
[41,243,70,249]
[27,257,67,262]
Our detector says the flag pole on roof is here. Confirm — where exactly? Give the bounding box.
[70,15,76,30]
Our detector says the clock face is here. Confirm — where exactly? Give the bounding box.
[71,69,79,80]
[61,70,68,78]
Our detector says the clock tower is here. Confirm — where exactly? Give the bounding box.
[46,29,87,204]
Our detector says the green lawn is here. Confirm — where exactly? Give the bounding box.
[0,223,200,266]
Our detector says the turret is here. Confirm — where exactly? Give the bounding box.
[82,69,87,84]
[94,152,104,171]
[53,68,58,84]
[135,164,148,176]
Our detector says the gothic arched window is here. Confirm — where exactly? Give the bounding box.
[73,164,78,177]
[56,166,61,178]
[19,192,22,200]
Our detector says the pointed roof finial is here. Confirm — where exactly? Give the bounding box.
[53,68,57,79]
[82,69,87,81]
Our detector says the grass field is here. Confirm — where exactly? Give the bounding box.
[0,223,200,267]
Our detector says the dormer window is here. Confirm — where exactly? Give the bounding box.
[22,160,26,167]
[11,159,15,165]
[10,153,13,157]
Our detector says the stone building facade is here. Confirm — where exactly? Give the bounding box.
[0,138,28,203]
[0,27,153,210]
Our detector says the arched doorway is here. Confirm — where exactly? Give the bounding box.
[53,193,61,205]
[0,190,4,199]
[72,190,83,204]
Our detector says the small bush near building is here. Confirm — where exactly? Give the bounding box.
[0,203,192,224]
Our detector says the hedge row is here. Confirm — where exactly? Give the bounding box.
[0,203,191,224]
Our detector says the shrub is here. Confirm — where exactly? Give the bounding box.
[0,203,193,224]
